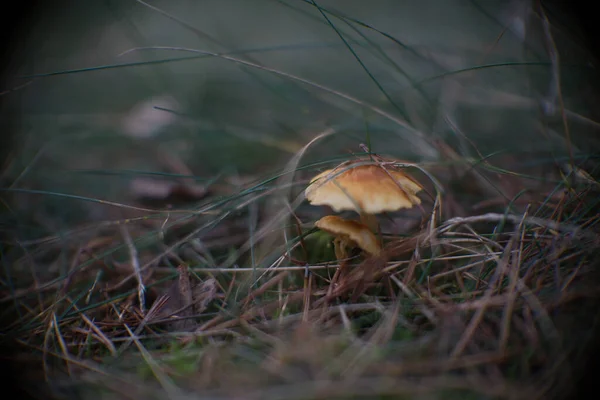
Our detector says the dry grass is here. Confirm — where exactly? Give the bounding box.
[2,145,599,400]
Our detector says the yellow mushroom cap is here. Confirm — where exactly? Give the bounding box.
[305,163,423,214]
[315,215,381,256]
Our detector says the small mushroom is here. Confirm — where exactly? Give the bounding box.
[305,161,423,231]
[315,215,381,260]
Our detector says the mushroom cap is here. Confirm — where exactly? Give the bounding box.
[315,215,381,256]
[305,163,423,214]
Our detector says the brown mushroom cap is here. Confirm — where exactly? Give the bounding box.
[315,215,381,256]
[305,163,423,214]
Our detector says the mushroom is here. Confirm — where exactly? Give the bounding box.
[305,161,423,231]
[314,215,381,260]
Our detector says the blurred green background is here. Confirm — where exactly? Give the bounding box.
[2,0,599,233]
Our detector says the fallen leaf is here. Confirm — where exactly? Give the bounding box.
[157,266,218,331]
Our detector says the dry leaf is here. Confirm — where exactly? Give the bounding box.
[130,177,207,203]
[130,178,174,200]
[121,95,179,139]
[157,266,218,331]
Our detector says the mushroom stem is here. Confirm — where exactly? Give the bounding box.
[333,237,348,261]
[360,213,378,233]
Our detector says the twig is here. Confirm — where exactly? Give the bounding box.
[499,206,529,352]
[120,226,146,314]
[52,313,73,376]
[440,212,593,239]
[80,313,117,356]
